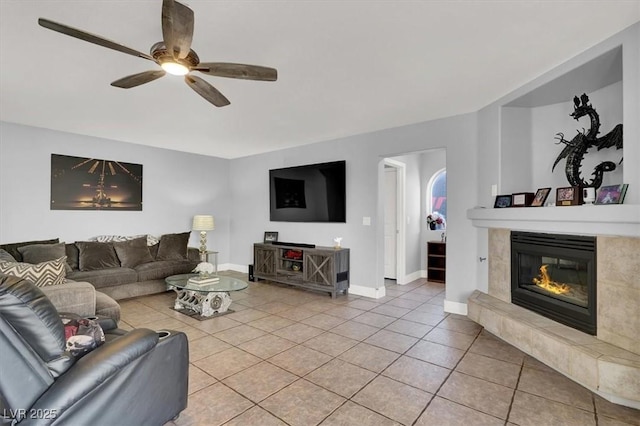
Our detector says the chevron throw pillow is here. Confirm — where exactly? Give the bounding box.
[0,256,67,287]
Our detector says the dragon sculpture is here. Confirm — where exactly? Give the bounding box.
[552,93,623,189]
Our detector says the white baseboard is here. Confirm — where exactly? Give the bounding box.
[444,300,468,315]
[224,263,247,273]
[349,285,386,299]
[398,270,426,284]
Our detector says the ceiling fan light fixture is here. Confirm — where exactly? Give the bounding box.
[161,61,189,76]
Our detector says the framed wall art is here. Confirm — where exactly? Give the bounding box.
[51,154,143,211]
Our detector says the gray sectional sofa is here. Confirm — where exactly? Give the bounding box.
[64,236,200,300]
[0,233,200,317]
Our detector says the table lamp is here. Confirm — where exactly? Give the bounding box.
[192,215,215,256]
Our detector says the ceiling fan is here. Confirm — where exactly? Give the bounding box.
[38,0,277,107]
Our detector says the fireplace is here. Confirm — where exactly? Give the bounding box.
[511,231,596,335]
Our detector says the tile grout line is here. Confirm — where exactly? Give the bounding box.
[503,357,525,425]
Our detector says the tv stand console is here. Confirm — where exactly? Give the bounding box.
[253,243,350,298]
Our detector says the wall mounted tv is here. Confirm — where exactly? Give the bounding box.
[269,160,346,223]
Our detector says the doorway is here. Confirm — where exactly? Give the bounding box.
[383,158,406,283]
[384,167,397,279]
[380,149,446,287]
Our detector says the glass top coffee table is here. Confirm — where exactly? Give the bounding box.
[165,274,248,318]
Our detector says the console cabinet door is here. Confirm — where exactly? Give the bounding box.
[303,250,335,287]
[254,245,276,277]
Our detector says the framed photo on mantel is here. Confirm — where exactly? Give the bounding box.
[556,186,583,206]
[595,184,628,205]
[530,187,551,207]
[494,195,512,208]
[511,192,535,207]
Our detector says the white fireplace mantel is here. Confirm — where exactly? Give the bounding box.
[467,204,640,237]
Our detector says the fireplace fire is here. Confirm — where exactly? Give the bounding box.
[533,265,571,295]
[511,231,596,335]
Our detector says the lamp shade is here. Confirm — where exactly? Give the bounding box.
[192,215,215,231]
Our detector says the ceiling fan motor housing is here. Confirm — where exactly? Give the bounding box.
[150,41,199,68]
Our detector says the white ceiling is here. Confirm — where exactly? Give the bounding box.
[1,1,639,159]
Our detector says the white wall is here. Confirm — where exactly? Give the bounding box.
[530,82,623,196]
[0,122,232,262]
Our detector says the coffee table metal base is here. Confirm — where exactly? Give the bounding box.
[172,289,233,317]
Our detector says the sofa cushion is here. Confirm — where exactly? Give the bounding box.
[156,232,190,261]
[67,267,138,290]
[135,260,198,282]
[65,243,80,271]
[18,243,72,273]
[0,257,67,287]
[40,280,96,317]
[95,291,121,323]
[113,237,153,268]
[0,238,59,262]
[0,249,16,263]
[75,241,120,271]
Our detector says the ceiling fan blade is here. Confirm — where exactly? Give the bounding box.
[38,18,155,62]
[162,0,194,60]
[111,70,166,88]
[195,63,278,81]
[185,75,230,107]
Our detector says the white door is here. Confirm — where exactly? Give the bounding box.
[384,168,397,279]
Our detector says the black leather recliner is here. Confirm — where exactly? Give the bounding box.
[0,274,189,425]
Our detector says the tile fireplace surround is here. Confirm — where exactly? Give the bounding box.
[467,226,640,409]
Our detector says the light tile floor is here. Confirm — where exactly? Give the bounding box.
[117,272,640,426]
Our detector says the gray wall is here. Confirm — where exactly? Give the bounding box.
[229,113,478,305]
[0,122,231,262]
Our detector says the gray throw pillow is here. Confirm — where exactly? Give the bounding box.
[65,243,80,270]
[18,242,72,273]
[75,241,120,271]
[156,232,190,260]
[0,238,59,262]
[113,237,154,268]
[0,249,16,263]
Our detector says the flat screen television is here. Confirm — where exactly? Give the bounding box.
[269,160,346,223]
